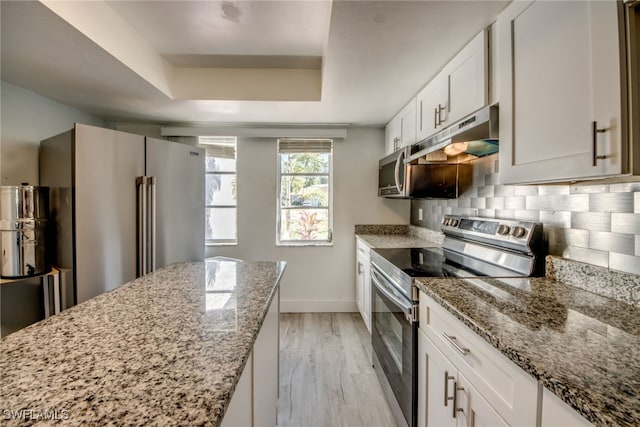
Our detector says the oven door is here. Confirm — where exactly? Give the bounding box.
[371,267,417,427]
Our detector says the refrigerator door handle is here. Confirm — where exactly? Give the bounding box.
[147,176,157,273]
[136,176,147,277]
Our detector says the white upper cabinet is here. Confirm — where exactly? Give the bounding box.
[417,73,449,141]
[446,30,489,125]
[400,99,418,148]
[497,0,625,184]
[386,98,417,154]
[417,30,488,142]
[385,116,401,154]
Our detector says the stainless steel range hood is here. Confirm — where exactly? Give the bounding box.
[406,104,499,163]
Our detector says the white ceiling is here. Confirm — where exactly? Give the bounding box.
[1,0,509,126]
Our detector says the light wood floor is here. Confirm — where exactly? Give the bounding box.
[277,313,398,427]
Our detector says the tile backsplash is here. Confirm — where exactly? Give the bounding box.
[410,155,640,276]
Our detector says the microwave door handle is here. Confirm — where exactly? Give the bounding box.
[394,150,405,192]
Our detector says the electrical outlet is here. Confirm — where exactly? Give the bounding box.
[418,208,423,221]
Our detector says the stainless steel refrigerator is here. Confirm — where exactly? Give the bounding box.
[40,123,205,309]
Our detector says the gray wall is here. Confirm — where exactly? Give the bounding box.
[0,81,107,185]
[207,128,410,312]
[411,155,640,275]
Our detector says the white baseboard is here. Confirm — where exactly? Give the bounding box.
[280,299,358,313]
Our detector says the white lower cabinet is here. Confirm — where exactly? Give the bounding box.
[457,372,509,427]
[355,238,371,333]
[419,292,538,426]
[418,331,508,427]
[541,388,592,427]
[222,289,280,427]
[418,329,456,427]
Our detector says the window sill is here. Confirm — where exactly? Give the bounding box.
[276,241,333,247]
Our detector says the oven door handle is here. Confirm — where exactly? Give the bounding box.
[371,269,412,314]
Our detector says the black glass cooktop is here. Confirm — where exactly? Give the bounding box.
[372,247,522,278]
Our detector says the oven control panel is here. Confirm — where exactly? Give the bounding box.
[440,215,544,254]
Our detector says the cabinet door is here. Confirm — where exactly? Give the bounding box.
[418,331,457,427]
[253,289,279,427]
[417,73,449,141]
[457,372,509,427]
[400,98,417,148]
[386,115,402,154]
[446,30,488,124]
[221,353,253,427]
[356,239,371,333]
[356,259,364,314]
[362,261,371,333]
[498,0,624,184]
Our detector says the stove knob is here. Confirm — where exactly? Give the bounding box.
[451,219,459,227]
[442,217,448,225]
[512,227,527,238]
[497,224,511,235]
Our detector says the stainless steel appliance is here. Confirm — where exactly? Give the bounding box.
[370,215,544,427]
[378,147,468,199]
[406,104,499,163]
[0,185,50,278]
[40,124,205,309]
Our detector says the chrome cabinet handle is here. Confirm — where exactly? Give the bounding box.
[442,333,470,356]
[438,103,447,124]
[434,107,439,127]
[452,382,464,418]
[357,262,364,275]
[444,370,455,406]
[592,121,608,166]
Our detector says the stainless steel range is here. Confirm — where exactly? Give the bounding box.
[370,215,545,427]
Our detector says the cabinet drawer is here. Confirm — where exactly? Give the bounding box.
[419,293,537,426]
[356,239,371,263]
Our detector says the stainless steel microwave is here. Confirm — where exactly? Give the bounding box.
[378,146,465,199]
[378,147,411,198]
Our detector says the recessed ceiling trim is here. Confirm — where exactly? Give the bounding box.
[40,0,174,97]
[172,68,322,101]
[164,54,322,70]
[161,127,347,139]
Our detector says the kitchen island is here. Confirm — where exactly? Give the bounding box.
[0,258,286,426]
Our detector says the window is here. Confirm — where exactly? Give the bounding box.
[277,139,333,245]
[200,136,237,245]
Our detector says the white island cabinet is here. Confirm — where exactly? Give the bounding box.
[497,0,625,184]
[222,288,280,427]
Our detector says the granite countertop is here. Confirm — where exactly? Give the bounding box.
[355,224,444,249]
[415,274,640,426]
[0,259,286,426]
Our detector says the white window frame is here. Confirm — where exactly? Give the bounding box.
[276,138,333,246]
[200,136,238,246]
